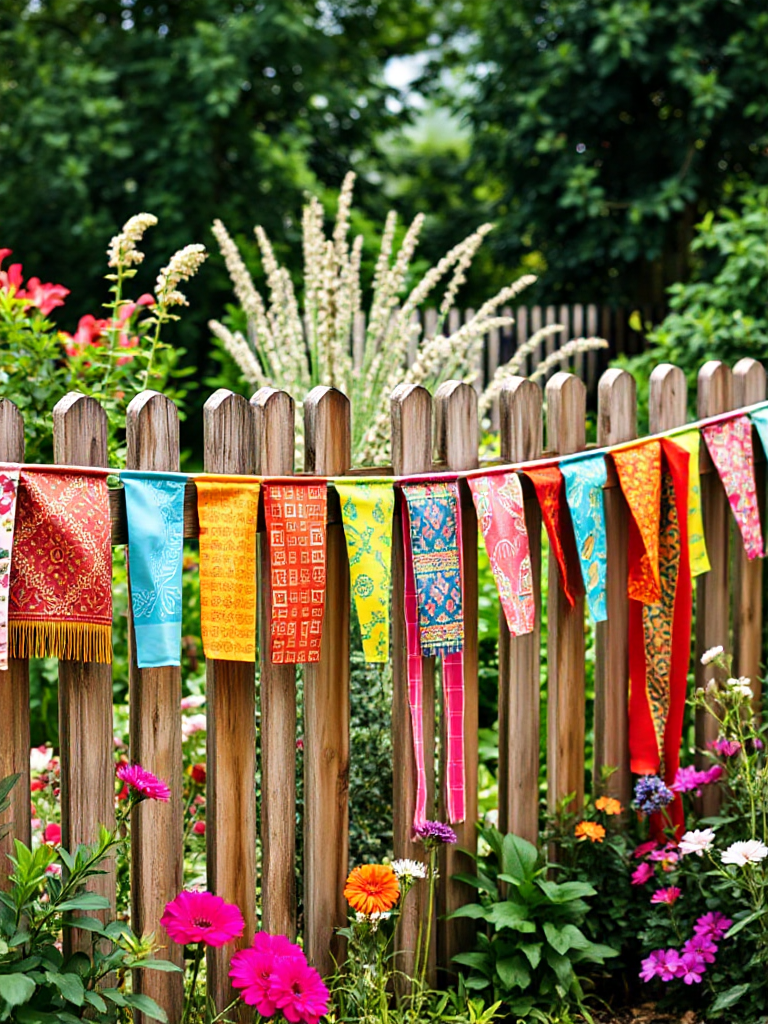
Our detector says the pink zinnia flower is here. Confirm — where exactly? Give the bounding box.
[651,886,681,906]
[678,951,706,985]
[683,933,718,964]
[161,890,245,947]
[229,949,280,1015]
[633,840,658,859]
[117,763,171,802]
[631,862,655,886]
[251,931,304,960]
[268,957,329,1024]
[43,823,61,846]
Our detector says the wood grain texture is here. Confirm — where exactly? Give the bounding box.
[203,390,258,1019]
[732,359,766,714]
[649,364,687,431]
[53,393,115,954]
[498,378,542,843]
[126,392,184,1023]
[594,369,636,806]
[0,399,28,887]
[695,362,733,818]
[303,386,351,976]
[390,384,435,980]
[545,373,587,814]
[434,383,479,976]
[252,387,297,939]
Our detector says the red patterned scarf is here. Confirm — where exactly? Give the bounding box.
[9,469,113,662]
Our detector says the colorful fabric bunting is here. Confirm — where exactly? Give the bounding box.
[334,480,394,663]
[0,468,19,671]
[523,467,582,605]
[750,407,768,463]
[196,476,261,662]
[613,442,662,604]
[701,415,763,560]
[263,482,327,664]
[668,428,711,577]
[468,473,534,637]
[560,454,608,623]
[10,469,112,662]
[122,471,187,669]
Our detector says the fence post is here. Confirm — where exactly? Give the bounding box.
[0,399,28,885]
[695,361,734,817]
[203,389,258,1019]
[732,358,766,712]
[649,364,687,433]
[303,386,351,976]
[497,379,542,843]
[390,383,435,979]
[252,387,297,939]
[545,373,587,815]
[434,382,479,974]
[594,369,636,806]
[125,392,184,1022]
[53,393,115,951]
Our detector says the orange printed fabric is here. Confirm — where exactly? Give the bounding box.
[263,482,327,664]
[9,469,112,662]
[523,466,583,606]
[613,442,662,604]
[196,476,261,662]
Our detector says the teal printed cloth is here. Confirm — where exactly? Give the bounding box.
[750,408,768,464]
[122,470,188,668]
[560,454,608,623]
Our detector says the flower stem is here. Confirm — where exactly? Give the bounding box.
[420,846,437,989]
[182,941,204,1024]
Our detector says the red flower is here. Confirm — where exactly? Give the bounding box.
[161,890,245,947]
[190,763,206,785]
[30,779,46,792]
[61,314,109,358]
[192,820,206,835]
[19,277,70,316]
[116,763,171,802]
[43,823,61,846]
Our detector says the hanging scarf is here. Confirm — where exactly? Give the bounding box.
[10,468,112,662]
[122,471,187,669]
[401,482,465,824]
[263,481,327,665]
[560,454,608,623]
[523,467,582,605]
[701,415,763,560]
[334,480,394,663]
[467,472,534,637]
[613,442,662,604]
[195,475,261,662]
[0,467,20,670]
[668,428,711,578]
[628,439,691,838]
[750,407,768,463]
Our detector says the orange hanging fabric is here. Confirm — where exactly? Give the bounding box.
[613,441,662,605]
[523,466,582,605]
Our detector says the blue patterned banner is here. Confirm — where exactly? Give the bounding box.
[560,453,608,623]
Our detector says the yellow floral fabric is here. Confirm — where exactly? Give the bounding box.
[669,428,711,577]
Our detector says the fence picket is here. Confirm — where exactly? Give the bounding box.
[126,392,185,1022]
[203,389,258,1019]
[53,393,115,953]
[253,387,298,939]
[303,386,351,976]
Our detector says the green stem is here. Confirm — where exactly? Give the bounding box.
[420,846,437,990]
[182,942,204,1024]
[143,317,164,391]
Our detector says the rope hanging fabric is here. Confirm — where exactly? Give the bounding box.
[0,467,21,670]
[195,475,261,662]
[560,454,609,623]
[701,414,764,560]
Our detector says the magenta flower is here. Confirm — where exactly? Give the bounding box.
[709,738,742,757]
[633,839,658,859]
[229,949,281,1015]
[161,890,245,947]
[268,957,329,1024]
[656,949,685,981]
[251,931,304,960]
[671,764,723,795]
[694,911,733,940]
[631,862,655,886]
[649,845,680,870]
[116,763,171,802]
[679,951,706,985]
[683,933,718,964]
[639,949,666,982]
[651,886,681,906]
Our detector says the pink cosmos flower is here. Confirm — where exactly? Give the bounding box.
[43,823,61,846]
[633,840,658,859]
[161,890,245,947]
[639,949,666,982]
[116,763,171,802]
[631,862,655,886]
[708,738,742,757]
[694,912,732,940]
[671,764,723,794]
[682,932,718,964]
[656,948,684,981]
[268,957,330,1024]
[651,886,681,906]
[678,951,706,985]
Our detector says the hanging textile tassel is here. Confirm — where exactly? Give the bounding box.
[701,414,764,560]
[560,454,609,623]
[523,466,583,605]
[668,428,711,578]
[468,472,534,637]
[0,466,20,671]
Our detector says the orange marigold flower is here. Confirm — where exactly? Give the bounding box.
[595,796,623,816]
[343,864,400,916]
[575,821,606,843]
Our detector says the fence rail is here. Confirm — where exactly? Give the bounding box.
[0,354,762,1024]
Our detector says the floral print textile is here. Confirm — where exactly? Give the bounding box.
[0,467,20,670]
[701,415,763,560]
[560,454,608,623]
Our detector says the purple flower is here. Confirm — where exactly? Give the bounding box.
[671,764,723,795]
[683,933,718,964]
[754,738,764,751]
[656,949,685,981]
[634,775,674,815]
[709,738,742,757]
[679,951,706,985]
[694,912,733,941]
[413,820,457,845]
[639,949,666,982]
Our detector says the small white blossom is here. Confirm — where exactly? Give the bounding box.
[156,243,208,307]
[679,828,716,857]
[391,858,427,880]
[701,645,724,666]
[107,212,158,268]
[727,677,754,699]
[180,694,206,709]
[721,840,768,866]
[30,746,53,773]
[181,713,207,738]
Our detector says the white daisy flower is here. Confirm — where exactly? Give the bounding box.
[721,840,768,866]
[391,858,427,880]
[679,828,716,857]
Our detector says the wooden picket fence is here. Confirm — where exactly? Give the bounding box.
[0,354,763,1024]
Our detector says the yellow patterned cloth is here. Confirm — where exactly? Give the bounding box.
[334,480,395,663]
[195,475,261,662]
[669,428,711,577]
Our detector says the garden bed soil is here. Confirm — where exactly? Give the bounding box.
[594,1008,698,1024]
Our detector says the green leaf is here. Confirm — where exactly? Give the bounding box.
[15,1009,59,1023]
[84,989,107,1012]
[124,992,169,1022]
[545,947,575,991]
[58,893,111,912]
[0,972,35,1006]
[101,986,127,1006]
[66,916,106,935]
[519,941,542,969]
[45,969,85,1006]
[543,921,569,955]
[487,902,536,932]
[500,833,538,883]
[536,879,596,903]
[452,952,493,978]
[129,958,184,973]
[447,904,489,921]
[0,775,20,806]
[496,954,530,991]
[710,983,751,1014]
[725,908,767,938]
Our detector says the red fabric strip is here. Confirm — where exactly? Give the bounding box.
[523,466,582,606]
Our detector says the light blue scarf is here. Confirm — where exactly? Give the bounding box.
[560,453,608,623]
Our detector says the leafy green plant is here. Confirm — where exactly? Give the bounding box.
[450,826,618,1021]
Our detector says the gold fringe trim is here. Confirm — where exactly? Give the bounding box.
[10,621,112,663]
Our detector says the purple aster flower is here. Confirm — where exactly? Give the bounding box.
[754,738,764,751]
[656,949,685,981]
[683,933,718,964]
[413,820,457,846]
[679,951,706,985]
[708,738,742,757]
[639,949,666,982]
[634,775,674,815]
[694,912,733,941]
